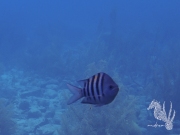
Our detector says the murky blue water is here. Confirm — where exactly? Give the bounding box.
[0,0,180,135]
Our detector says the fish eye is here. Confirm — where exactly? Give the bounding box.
[109,85,113,90]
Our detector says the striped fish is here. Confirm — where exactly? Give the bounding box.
[67,72,119,106]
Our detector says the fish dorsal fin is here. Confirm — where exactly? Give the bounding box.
[77,79,88,86]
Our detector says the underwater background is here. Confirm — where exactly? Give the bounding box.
[0,0,180,135]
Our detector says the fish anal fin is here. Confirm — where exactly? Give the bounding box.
[95,104,104,107]
[81,97,99,104]
[81,97,90,104]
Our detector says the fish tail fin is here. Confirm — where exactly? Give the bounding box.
[67,83,83,105]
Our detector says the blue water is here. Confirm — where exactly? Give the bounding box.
[0,0,180,135]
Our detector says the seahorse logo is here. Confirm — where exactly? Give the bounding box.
[147,99,176,130]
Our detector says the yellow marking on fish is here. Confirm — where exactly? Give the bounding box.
[94,75,98,81]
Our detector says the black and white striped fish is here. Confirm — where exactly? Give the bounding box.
[67,72,119,106]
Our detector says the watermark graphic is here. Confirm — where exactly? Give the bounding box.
[147,99,176,130]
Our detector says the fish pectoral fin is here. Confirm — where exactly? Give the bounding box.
[67,83,83,105]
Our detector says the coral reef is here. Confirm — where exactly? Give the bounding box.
[0,99,16,135]
[0,69,62,134]
[58,93,142,135]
